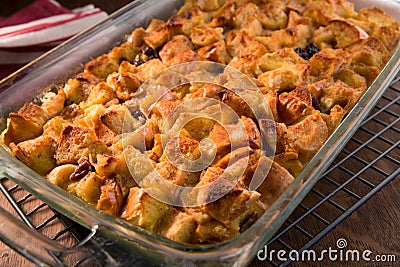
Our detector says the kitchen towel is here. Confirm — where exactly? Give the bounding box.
[0,0,107,79]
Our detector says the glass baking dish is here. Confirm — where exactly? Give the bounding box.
[0,0,399,266]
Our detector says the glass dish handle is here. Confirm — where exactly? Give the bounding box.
[0,206,125,267]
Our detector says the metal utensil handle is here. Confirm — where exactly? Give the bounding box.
[0,206,119,267]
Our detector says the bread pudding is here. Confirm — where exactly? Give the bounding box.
[2,0,399,244]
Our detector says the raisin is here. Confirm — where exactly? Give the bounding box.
[69,160,92,181]
[64,99,74,107]
[295,43,320,60]
[305,43,320,59]
[294,47,308,60]
[142,46,157,58]
[312,96,321,111]
[133,57,145,67]
[131,109,145,120]
[184,10,192,19]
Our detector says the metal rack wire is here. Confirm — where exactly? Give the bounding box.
[1,74,399,267]
[264,74,400,266]
[0,179,85,243]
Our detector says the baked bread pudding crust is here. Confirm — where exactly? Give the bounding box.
[2,0,399,244]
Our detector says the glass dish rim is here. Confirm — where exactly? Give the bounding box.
[0,0,399,263]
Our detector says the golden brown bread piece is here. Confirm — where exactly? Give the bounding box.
[134,59,167,82]
[349,37,391,71]
[85,82,116,107]
[95,153,137,197]
[106,72,141,101]
[11,135,56,176]
[168,49,207,66]
[197,40,232,64]
[84,42,140,79]
[97,105,129,135]
[212,146,257,170]
[157,209,197,243]
[332,68,366,89]
[191,219,238,243]
[373,26,400,53]
[201,187,265,232]
[3,0,399,245]
[3,102,51,145]
[46,164,77,190]
[149,100,182,129]
[209,1,235,27]
[318,80,365,113]
[190,25,224,46]
[97,179,124,216]
[63,73,102,104]
[72,172,104,206]
[198,0,225,12]
[183,117,215,141]
[144,19,170,49]
[258,64,307,93]
[242,156,294,207]
[159,35,194,64]
[55,125,109,165]
[321,104,347,136]
[208,123,231,160]
[263,90,280,122]
[121,187,171,232]
[41,89,66,118]
[240,15,264,37]
[305,48,352,81]
[43,117,72,139]
[128,27,146,47]
[356,6,399,33]
[241,116,261,149]
[259,48,307,72]
[228,55,262,78]
[277,84,314,125]
[259,119,288,155]
[84,54,120,79]
[274,152,304,178]
[326,19,368,48]
[226,30,267,58]
[257,24,311,52]
[155,161,187,186]
[286,111,329,164]
[3,113,43,146]
[350,64,380,87]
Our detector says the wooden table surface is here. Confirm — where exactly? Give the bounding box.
[0,1,399,266]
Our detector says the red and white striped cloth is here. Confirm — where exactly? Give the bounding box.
[0,0,107,79]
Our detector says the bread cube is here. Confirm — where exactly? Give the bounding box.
[277,84,314,125]
[159,35,193,64]
[121,187,171,232]
[75,172,103,205]
[190,25,223,47]
[259,48,307,72]
[157,209,197,243]
[252,156,295,206]
[97,179,124,216]
[286,112,328,163]
[55,125,109,165]
[226,30,267,58]
[46,164,77,190]
[11,135,56,176]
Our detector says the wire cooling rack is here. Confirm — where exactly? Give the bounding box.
[1,74,399,267]
[262,73,400,266]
